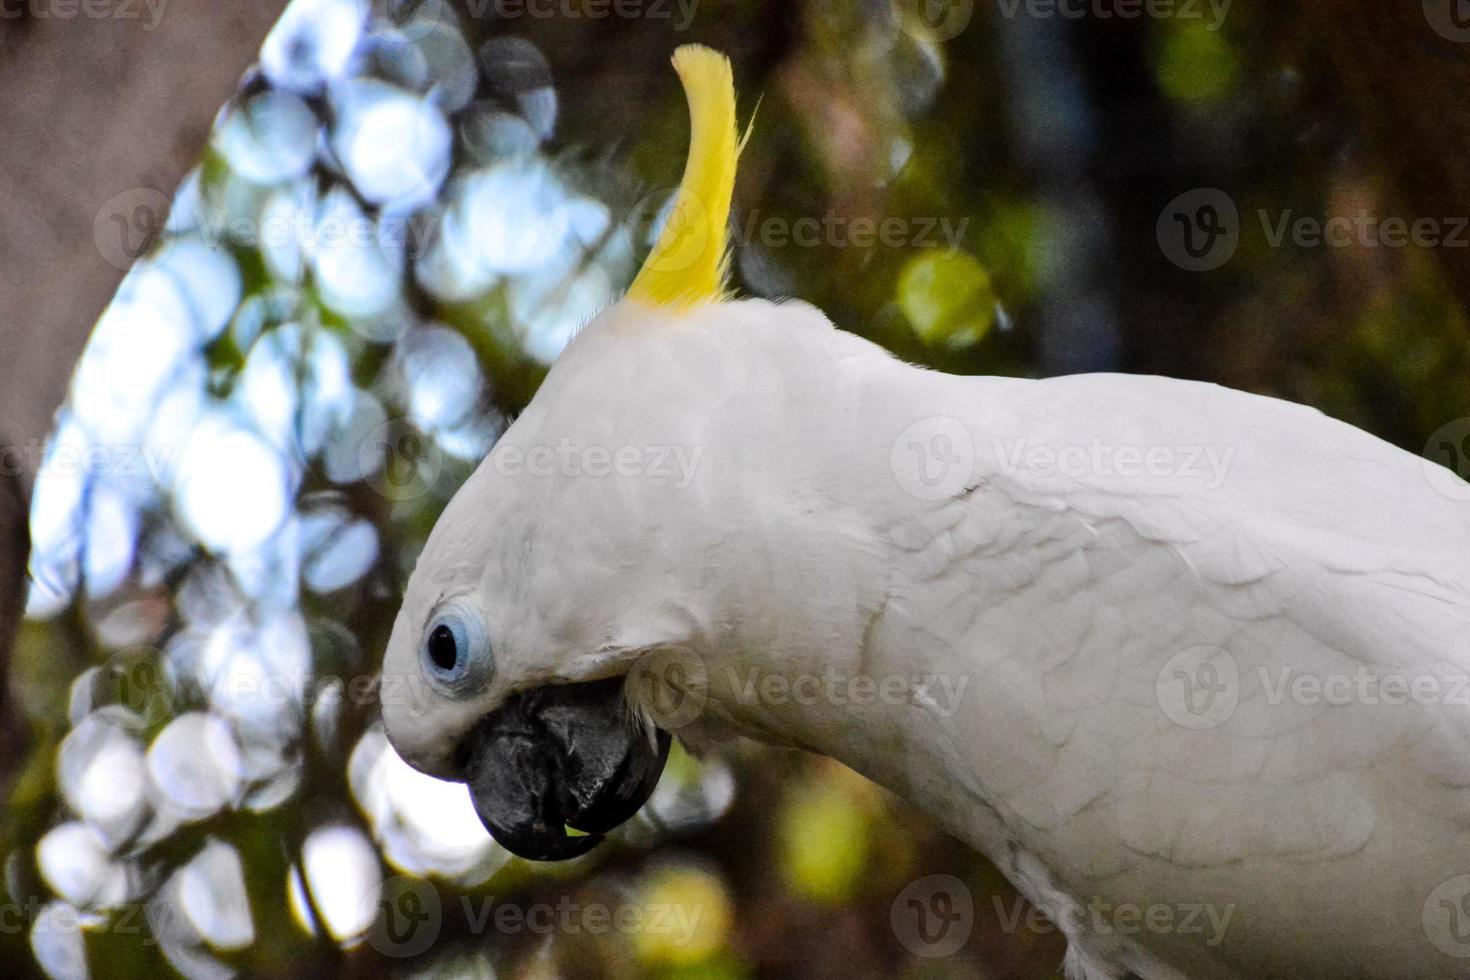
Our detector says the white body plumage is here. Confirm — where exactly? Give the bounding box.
[386,296,1470,977]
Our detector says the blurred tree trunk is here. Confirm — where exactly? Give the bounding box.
[1299,0,1470,319]
[0,2,288,766]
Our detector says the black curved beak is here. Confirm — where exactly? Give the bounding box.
[457,677,670,861]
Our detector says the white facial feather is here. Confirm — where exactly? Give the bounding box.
[380,295,894,775]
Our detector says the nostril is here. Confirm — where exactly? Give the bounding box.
[451,734,475,776]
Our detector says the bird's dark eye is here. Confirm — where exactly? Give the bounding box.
[421,604,491,689]
[428,624,458,672]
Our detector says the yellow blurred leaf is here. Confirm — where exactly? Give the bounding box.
[634,865,733,968]
[1156,22,1239,104]
[777,776,872,904]
[897,249,995,348]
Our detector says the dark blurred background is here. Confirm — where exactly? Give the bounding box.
[4,0,1470,977]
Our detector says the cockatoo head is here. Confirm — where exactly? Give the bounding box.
[382,46,761,860]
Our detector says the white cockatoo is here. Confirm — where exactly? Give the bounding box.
[381,45,1470,979]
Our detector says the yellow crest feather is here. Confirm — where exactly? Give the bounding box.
[627,45,739,309]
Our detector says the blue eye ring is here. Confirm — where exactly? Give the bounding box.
[421,599,492,689]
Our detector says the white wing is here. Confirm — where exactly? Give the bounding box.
[872,372,1470,978]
